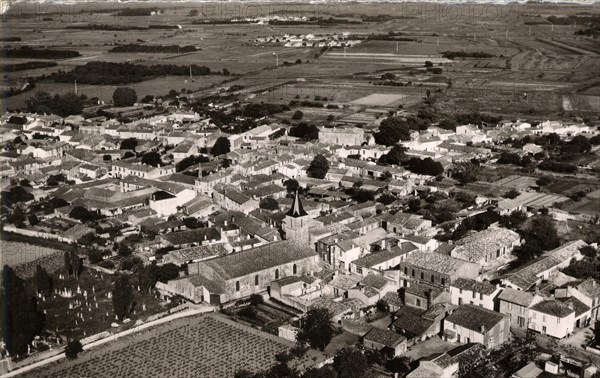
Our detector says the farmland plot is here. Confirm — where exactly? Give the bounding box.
[22,313,320,378]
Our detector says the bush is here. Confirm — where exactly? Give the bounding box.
[239,306,257,319]
[249,293,264,306]
[97,260,115,269]
[88,250,104,264]
[65,339,83,360]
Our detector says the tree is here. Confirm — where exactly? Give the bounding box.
[536,176,552,187]
[503,189,520,199]
[3,185,34,203]
[112,274,134,320]
[64,251,72,277]
[424,60,433,67]
[408,198,421,212]
[249,293,264,306]
[52,92,83,117]
[378,145,407,166]
[65,339,83,360]
[141,151,162,167]
[8,209,26,227]
[452,162,480,184]
[120,138,138,151]
[296,308,334,351]
[499,210,528,230]
[189,9,199,16]
[211,137,231,156]
[138,264,158,295]
[69,206,94,222]
[112,87,137,107]
[2,265,42,357]
[374,117,411,146]
[259,197,279,211]
[70,249,81,280]
[307,154,329,179]
[386,356,412,376]
[34,265,52,296]
[525,216,560,251]
[404,157,444,176]
[332,348,369,378]
[118,243,132,257]
[289,123,318,140]
[28,213,39,226]
[283,179,300,193]
[292,110,303,120]
[26,91,54,114]
[88,249,104,264]
[156,263,180,283]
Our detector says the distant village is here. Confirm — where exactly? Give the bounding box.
[1,94,600,378]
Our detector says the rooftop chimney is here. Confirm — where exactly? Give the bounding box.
[480,325,486,334]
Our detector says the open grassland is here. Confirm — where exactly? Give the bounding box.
[21,313,321,378]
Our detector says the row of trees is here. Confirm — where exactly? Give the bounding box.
[109,44,197,53]
[50,62,214,85]
[26,91,84,117]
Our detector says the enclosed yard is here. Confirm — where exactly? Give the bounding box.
[21,313,324,378]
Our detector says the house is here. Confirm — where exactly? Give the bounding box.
[444,304,510,349]
[149,189,197,218]
[185,240,319,304]
[497,288,544,329]
[362,327,407,357]
[451,228,521,265]
[528,300,575,339]
[348,275,397,307]
[401,282,448,310]
[270,275,322,312]
[159,228,222,248]
[502,240,587,291]
[399,252,479,288]
[212,184,259,214]
[319,127,364,146]
[111,161,175,179]
[391,303,455,344]
[450,278,502,310]
[407,343,485,378]
[162,244,228,266]
[350,242,418,276]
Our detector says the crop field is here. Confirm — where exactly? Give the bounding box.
[21,313,322,378]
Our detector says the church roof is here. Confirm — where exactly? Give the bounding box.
[286,191,308,217]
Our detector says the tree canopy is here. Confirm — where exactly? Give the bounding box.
[112,274,134,320]
[211,137,231,156]
[113,87,137,107]
[2,265,43,357]
[296,308,334,351]
[307,154,329,179]
[141,151,162,167]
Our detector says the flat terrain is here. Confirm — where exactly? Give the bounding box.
[21,313,320,378]
[2,2,599,120]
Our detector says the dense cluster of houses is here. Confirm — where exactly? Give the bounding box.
[2,106,598,377]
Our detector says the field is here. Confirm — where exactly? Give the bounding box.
[21,313,324,378]
[2,1,599,119]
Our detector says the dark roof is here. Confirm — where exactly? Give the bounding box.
[286,191,307,217]
[152,190,176,201]
[445,304,507,332]
[197,240,316,280]
[363,327,406,348]
[391,306,433,337]
[558,297,590,317]
[404,282,444,299]
[451,278,498,296]
[160,228,221,245]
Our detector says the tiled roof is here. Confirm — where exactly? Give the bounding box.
[445,304,507,332]
[352,243,418,268]
[497,288,536,307]
[451,278,498,296]
[360,275,391,291]
[391,305,433,336]
[363,327,406,348]
[453,228,520,262]
[197,240,316,280]
[530,300,575,318]
[575,279,600,299]
[160,228,221,245]
[402,252,471,275]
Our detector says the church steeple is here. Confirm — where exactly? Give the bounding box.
[286,191,307,218]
